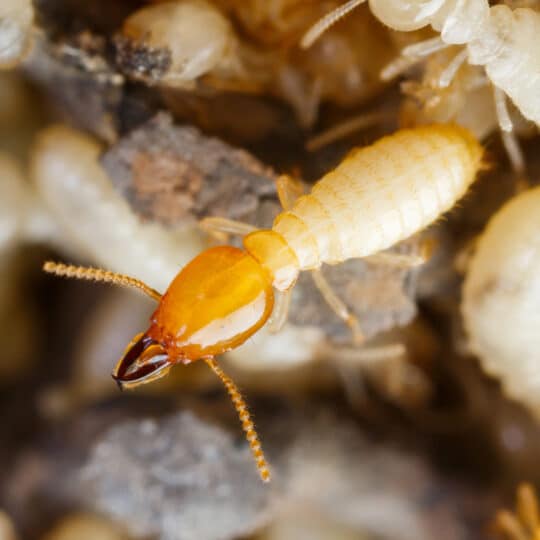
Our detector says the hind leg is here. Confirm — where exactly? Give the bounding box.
[493,86,528,189]
[310,268,366,345]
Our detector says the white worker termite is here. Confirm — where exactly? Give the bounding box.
[301,0,540,163]
[462,185,540,420]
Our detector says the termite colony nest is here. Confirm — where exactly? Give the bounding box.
[1,0,540,538]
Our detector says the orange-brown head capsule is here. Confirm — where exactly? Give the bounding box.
[112,245,274,387]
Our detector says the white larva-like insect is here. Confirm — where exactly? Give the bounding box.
[301,0,540,133]
[399,48,528,177]
[0,0,34,68]
[462,186,540,419]
[31,125,204,291]
[115,0,243,87]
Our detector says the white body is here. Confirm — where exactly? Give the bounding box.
[372,0,540,125]
[462,187,540,418]
[469,6,540,126]
[320,0,540,125]
[273,125,482,270]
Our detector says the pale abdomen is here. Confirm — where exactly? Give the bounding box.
[273,125,482,270]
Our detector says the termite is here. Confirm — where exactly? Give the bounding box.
[462,186,540,420]
[44,124,483,482]
[301,1,540,150]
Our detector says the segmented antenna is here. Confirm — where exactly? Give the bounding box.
[300,0,366,49]
[43,261,162,302]
[204,357,271,483]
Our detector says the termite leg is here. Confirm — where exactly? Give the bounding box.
[366,252,425,269]
[199,217,257,242]
[516,483,539,534]
[300,0,366,49]
[331,343,407,364]
[366,238,434,269]
[492,86,528,189]
[494,510,528,540]
[42,261,162,301]
[305,110,391,152]
[334,343,431,407]
[438,48,468,88]
[276,174,304,210]
[310,268,365,345]
[501,131,528,191]
[267,288,293,334]
[381,37,449,81]
[332,343,416,409]
[204,357,270,483]
[493,86,513,133]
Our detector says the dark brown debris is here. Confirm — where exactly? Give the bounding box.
[114,36,172,84]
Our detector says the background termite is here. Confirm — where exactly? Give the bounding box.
[462,186,540,420]
[302,0,540,179]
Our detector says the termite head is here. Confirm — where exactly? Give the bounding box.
[112,245,276,388]
[44,235,298,390]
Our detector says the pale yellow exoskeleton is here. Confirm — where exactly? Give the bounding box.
[301,1,540,136]
[203,123,483,345]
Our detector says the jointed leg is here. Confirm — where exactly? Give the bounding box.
[300,0,366,49]
[332,343,407,364]
[501,131,526,184]
[276,174,304,211]
[492,86,528,188]
[199,216,257,237]
[366,238,434,269]
[43,261,162,301]
[310,268,365,345]
[438,48,468,88]
[204,357,270,483]
[366,252,426,269]
[381,37,449,81]
[493,86,513,133]
[267,288,293,334]
[305,110,392,151]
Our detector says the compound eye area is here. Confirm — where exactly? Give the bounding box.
[112,333,171,389]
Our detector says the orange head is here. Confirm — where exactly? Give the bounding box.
[112,245,275,387]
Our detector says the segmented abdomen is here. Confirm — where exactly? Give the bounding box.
[273,125,482,270]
